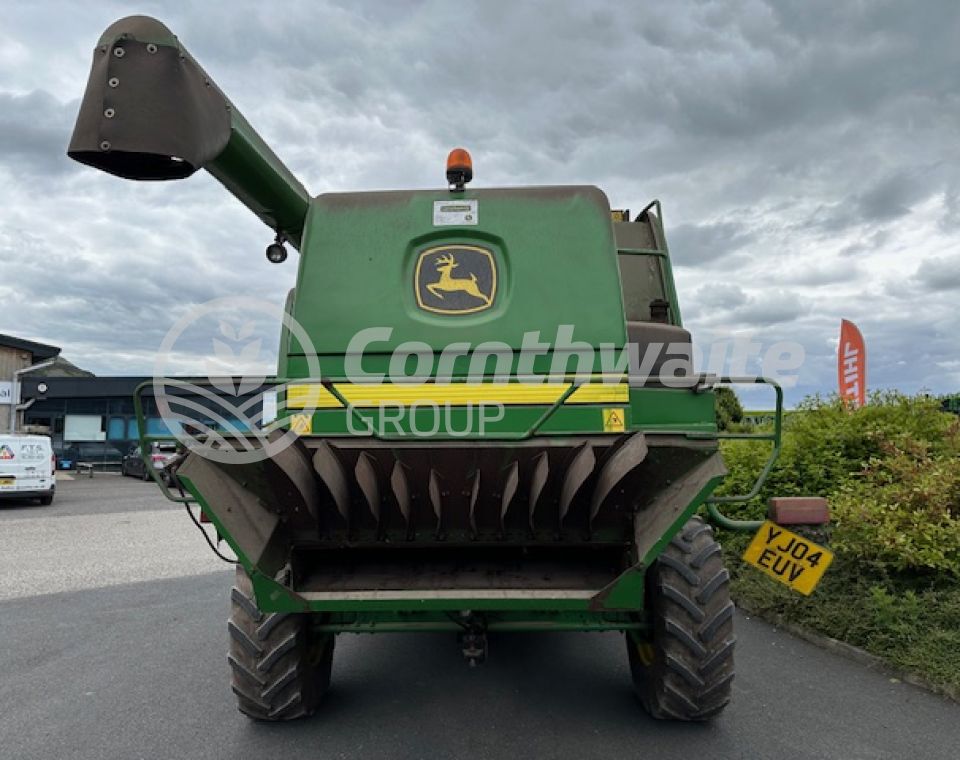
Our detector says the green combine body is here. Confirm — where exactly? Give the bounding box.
[68,16,781,722]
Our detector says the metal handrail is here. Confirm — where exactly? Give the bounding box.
[318,378,581,442]
[133,379,196,502]
[703,376,784,530]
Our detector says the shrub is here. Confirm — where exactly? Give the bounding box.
[717,392,960,574]
[830,440,960,575]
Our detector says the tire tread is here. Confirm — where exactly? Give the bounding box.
[628,515,735,721]
[227,566,333,721]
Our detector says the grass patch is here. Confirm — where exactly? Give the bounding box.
[722,531,960,698]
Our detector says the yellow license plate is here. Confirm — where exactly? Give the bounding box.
[742,520,834,595]
[0,478,13,486]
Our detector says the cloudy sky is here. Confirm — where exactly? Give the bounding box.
[1,0,957,405]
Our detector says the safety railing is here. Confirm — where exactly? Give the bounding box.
[699,375,783,531]
[319,379,581,442]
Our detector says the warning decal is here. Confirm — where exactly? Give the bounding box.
[288,414,313,436]
[602,408,625,432]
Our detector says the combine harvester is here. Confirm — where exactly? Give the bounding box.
[68,16,787,721]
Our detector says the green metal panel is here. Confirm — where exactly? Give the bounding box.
[302,403,619,438]
[288,187,626,359]
[314,612,648,634]
[288,393,712,438]
[627,387,717,432]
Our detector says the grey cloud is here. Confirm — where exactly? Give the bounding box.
[771,258,861,287]
[813,169,941,233]
[912,256,960,293]
[939,181,960,231]
[670,221,756,266]
[856,172,929,223]
[694,283,746,310]
[0,89,77,175]
[733,291,809,326]
[0,0,958,404]
[686,286,808,329]
[838,229,891,258]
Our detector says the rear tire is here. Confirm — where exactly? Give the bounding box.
[38,489,54,506]
[628,515,735,720]
[228,566,333,720]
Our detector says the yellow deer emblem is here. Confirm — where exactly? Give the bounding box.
[426,252,492,306]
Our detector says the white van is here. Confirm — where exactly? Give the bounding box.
[0,434,56,505]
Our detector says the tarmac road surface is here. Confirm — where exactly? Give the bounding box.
[1,477,957,760]
[0,474,230,600]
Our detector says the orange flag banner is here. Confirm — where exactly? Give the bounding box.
[838,319,866,407]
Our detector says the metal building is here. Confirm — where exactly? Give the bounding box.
[0,334,61,433]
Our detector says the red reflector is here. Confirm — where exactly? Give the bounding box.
[768,496,830,525]
[199,509,211,523]
[151,455,164,463]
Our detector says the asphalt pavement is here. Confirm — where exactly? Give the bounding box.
[0,477,957,759]
[0,471,180,519]
[0,474,230,600]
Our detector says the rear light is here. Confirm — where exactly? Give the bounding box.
[199,509,211,523]
[151,454,165,464]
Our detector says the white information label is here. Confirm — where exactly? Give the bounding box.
[0,381,11,403]
[433,199,478,226]
[261,390,278,425]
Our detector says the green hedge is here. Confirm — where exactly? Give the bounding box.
[715,392,960,692]
[717,392,960,575]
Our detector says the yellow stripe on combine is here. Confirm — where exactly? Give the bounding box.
[343,383,562,407]
[285,380,628,409]
[566,383,629,404]
[286,384,343,409]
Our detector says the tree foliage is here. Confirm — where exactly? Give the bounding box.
[715,386,744,431]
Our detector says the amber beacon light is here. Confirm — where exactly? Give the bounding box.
[446,148,473,192]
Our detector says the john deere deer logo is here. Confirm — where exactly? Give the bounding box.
[415,245,497,315]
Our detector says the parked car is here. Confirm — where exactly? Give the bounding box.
[0,434,56,505]
[121,441,178,484]
[61,442,126,470]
